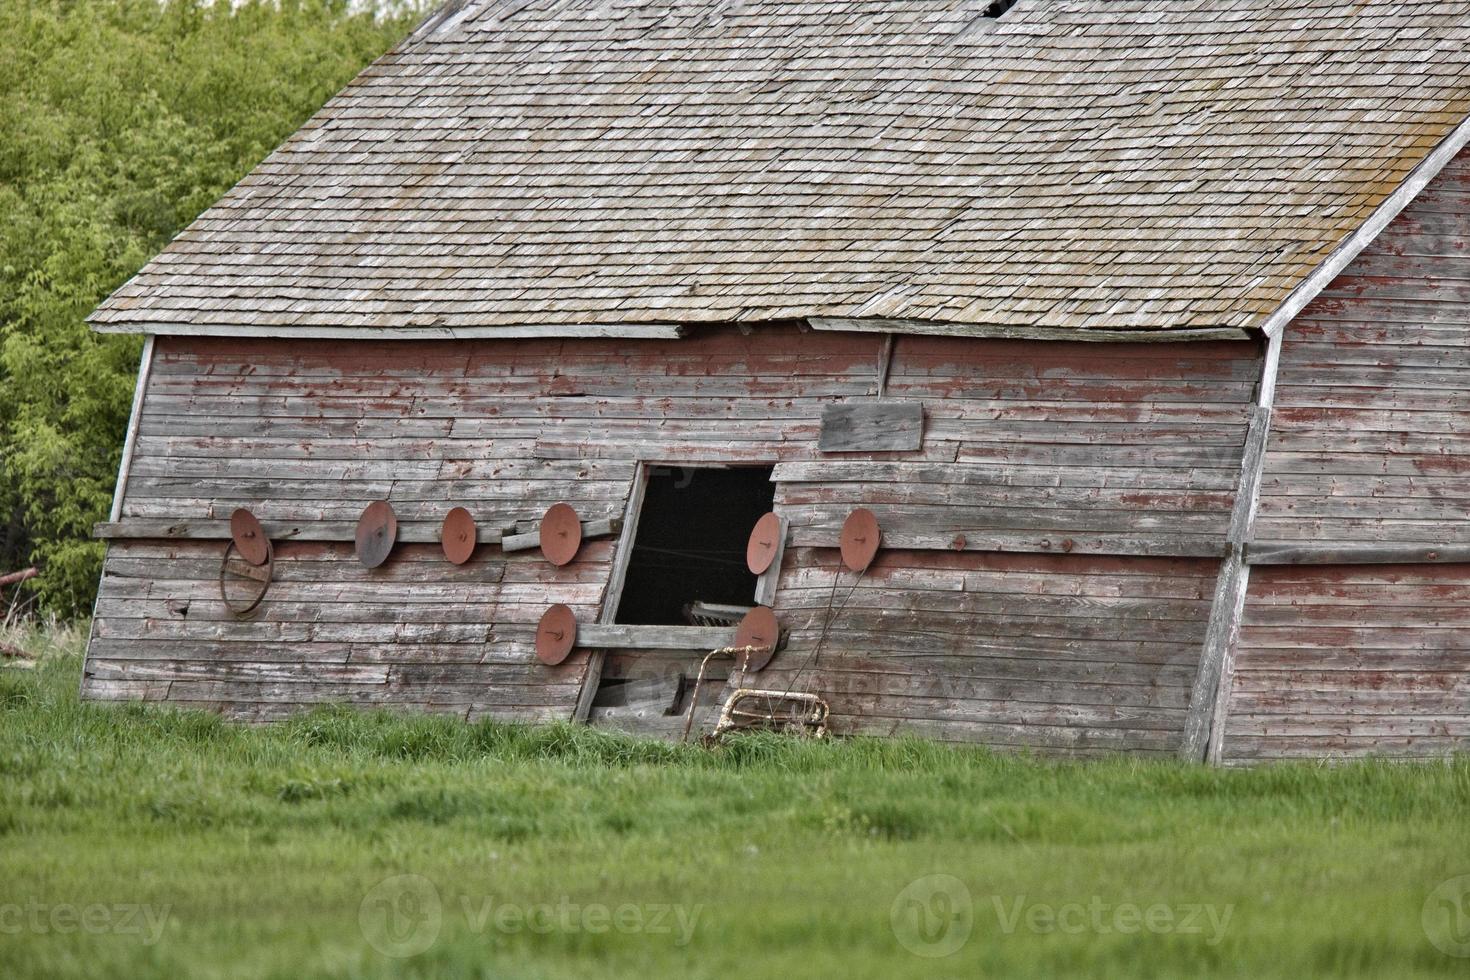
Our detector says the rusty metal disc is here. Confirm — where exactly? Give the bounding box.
[535,603,578,666]
[734,605,782,672]
[539,502,582,567]
[839,507,881,573]
[229,508,271,567]
[746,512,782,575]
[355,500,398,569]
[219,539,273,616]
[440,507,477,565]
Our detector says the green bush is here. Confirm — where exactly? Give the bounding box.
[0,0,421,616]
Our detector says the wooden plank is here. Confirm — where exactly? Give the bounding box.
[786,527,1225,558]
[779,481,1236,514]
[94,519,514,545]
[500,517,623,552]
[818,402,924,452]
[576,624,735,650]
[875,333,896,397]
[783,498,1231,533]
[1247,542,1470,565]
[110,335,155,524]
[1182,387,1277,761]
[573,464,648,724]
[753,514,788,606]
[773,460,1241,491]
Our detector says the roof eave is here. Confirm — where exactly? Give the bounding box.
[806,318,1255,343]
[88,321,688,341]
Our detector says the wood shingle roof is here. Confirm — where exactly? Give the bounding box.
[90,0,1470,338]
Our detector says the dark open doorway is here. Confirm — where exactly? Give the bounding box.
[614,465,776,626]
[590,464,776,735]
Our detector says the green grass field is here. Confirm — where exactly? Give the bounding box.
[2,627,1468,978]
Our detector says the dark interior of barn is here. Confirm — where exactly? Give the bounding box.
[614,465,775,625]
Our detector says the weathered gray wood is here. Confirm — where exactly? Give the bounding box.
[752,514,788,606]
[573,465,648,724]
[875,332,895,397]
[773,460,1240,491]
[1182,395,1276,762]
[86,325,1264,753]
[818,402,924,452]
[96,322,686,341]
[1247,542,1470,565]
[109,336,155,524]
[787,526,1226,558]
[576,624,735,651]
[808,318,1254,343]
[94,519,513,545]
[500,517,622,552]
[1224,562,1470,762]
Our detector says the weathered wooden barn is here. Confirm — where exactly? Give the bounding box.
[84,0,1470,762]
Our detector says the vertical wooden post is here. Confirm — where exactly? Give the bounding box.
[875,332,896,398]
[1181,331,1281,762]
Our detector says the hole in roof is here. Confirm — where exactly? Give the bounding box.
[985,0,1022,18]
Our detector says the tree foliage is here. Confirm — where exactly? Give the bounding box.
[0,0,421,616]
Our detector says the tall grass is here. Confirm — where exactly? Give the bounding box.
[1,627,1466,979]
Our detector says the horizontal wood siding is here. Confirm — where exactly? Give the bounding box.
[759,550,1219,755]
[1256,146,1470,546]
[87,326,1257,744]
[779,334,1258,557]
[88,540,597,722]
[1223,564,1470,762]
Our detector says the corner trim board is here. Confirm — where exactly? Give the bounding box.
[109,335,155,524]
[1181,328,1282,763]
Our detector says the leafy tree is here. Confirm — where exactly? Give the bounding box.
[0,0,422,616]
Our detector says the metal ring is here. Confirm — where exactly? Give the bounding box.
[218,539,273,616]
